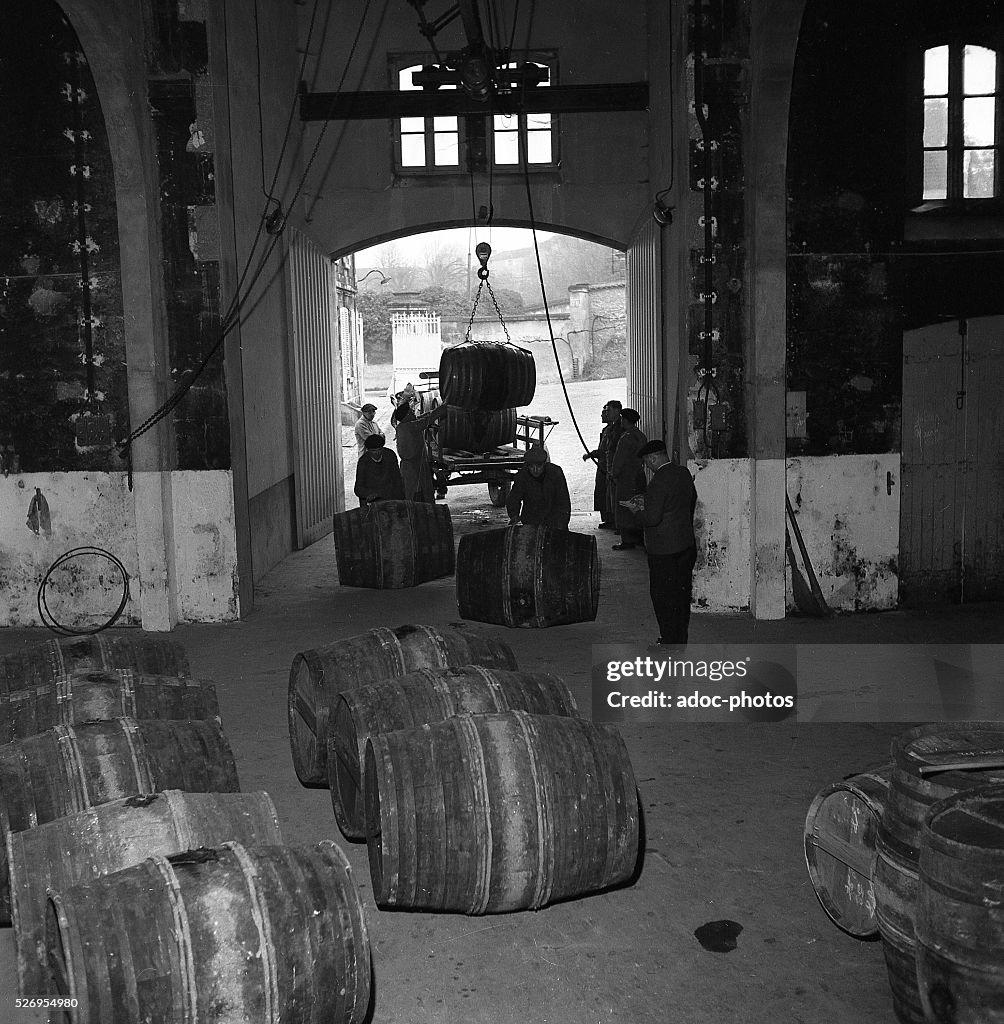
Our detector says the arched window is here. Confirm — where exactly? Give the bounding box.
[923,43,1000,199]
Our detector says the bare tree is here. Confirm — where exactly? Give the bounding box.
[374,241,419,291]
[422,243,467,292]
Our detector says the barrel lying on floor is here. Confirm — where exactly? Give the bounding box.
[9,790,283,995]
[803,764,891,939]
[364,711,639,913]
[327,665,580,839]
[44,841,371,1024]
[0,634,190,692]
[0,668,220,743]
[0,717,240,925]
[288,623,517,787]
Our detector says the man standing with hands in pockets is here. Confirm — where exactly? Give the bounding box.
[621,439,698,648]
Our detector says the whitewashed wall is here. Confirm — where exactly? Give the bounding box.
[688,454,901,614]
[692,458,753,612]
[0,471,238,627]
[786,454,900,612]
[171,471,239,621]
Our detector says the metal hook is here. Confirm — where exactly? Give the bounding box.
[475,241,492,279]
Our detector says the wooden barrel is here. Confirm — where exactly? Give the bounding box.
[328,666,580,839]
[457,526,600,628]
[439,342,535,410]
[288,623,518,787]
[364,710,639,913]
[333,500,454,589]
[10,790,282,994]
[0,669,220,743]
[0,634,190,693]
[44,841,371,1024]
[0,717,240,925]
[438,406,517,452]
[803,765,892,939]
[874,722,1004,1024]
[916,784,1004,1024]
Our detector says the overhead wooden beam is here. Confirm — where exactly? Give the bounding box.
[299,82,650,121]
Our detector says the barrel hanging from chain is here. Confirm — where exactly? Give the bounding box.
[439,243,536,411]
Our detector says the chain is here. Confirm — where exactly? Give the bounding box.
[464,280,485,341]
[463,257,511,345]
[484,278,511,344]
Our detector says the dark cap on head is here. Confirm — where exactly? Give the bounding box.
[361,403,376,413]
[364,434,385,449]
[637,439,668,458]
[524,445,548,464]
[620,408,641,423]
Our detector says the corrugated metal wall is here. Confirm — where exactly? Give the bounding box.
[625,219,664,442]
[286,228,344,548]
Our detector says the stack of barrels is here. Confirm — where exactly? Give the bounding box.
[803,720,1004,1023]
[438,339,600,629]
[288,622,640,915]
[437,341,534,452]
[331,343,537,591]
[2,633,371,1024]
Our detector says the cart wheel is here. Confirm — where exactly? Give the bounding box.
[488,480,511,506]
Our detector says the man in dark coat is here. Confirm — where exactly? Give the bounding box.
[393,399,448,503]
[610,408,647,550]
[622,438,698,647]
[582,399,622,529]
[506,445,571,530]
[354,434,405,505]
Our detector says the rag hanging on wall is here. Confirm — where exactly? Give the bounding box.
[26,488,51,537]
[439,243,536,411]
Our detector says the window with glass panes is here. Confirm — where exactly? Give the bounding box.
[398,65,460,169]
[923,43,1001,199]
[492,63,555,168]
[393,58,556,173]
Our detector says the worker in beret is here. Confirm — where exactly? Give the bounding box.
[354,403,384,456]
[353,434,405,505]
[610,407,648,550]
[506,444,571,530]
[621,438,698,647]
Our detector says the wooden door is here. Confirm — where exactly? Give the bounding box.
[900,316,1004,603]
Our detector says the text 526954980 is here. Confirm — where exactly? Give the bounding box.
[16,998,79,1009]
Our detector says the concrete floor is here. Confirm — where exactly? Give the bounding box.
[2,378,1003,1022]
[2,518,1003,1022]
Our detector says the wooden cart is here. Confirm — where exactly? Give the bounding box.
[429,414,559,506]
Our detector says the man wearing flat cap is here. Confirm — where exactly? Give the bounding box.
[610,408,648,550]
[621,439,698,646]
[354,403,384,455]
[354,434,405,505]
[506,445,571,530]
